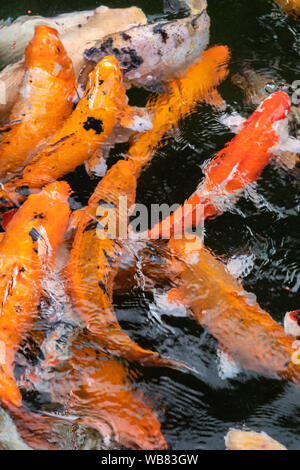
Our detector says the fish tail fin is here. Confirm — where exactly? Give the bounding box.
[140,354,196,375]
[93,327,193,373]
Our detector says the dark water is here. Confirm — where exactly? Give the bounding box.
[1,0,300,450]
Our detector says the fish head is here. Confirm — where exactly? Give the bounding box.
[253,91,291,127]
[85,56,127,109]
[25,25,75,82]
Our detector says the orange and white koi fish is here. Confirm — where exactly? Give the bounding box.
[0,56,137,210]
[165,235,300,386]
[149,91,292,239]
[274,0,300,14]
[225,428,287,450]
[0,25,76,181]
[231,67,299,171]
[0,7,147,125]
[0,181,70,407]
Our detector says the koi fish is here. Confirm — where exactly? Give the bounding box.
[165,235,300,386]
[273,0,300,14]
[113,45,230,290]
[128,45,230,177]
[149,91,292,239]
[41,333,167,450]
[81,1,209,93]
[0,56,139,210]
[66,159,185,369]
[0,8,97,67]
[232,66,299,171]
[0,6,147,124]
[64,46,228,369]
[225,429,287,450]
[0,181,71,407]
[0,25,76,181]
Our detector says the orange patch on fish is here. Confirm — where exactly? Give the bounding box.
[0,181,70,407]
[0,56,133,209]
[0,26,76,181]
[149,91,291,238]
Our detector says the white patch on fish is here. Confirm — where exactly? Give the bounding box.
[219,112,246,133]
[284,310,300,338]
[82,7,210,92]
[216,348,241,380]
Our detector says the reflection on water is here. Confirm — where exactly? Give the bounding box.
[0,0,299,450]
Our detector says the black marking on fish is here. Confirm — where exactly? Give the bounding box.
[83,220,98,232]
[84,47,98,61]
[100,37,114,53]
[191,16,198,29]
[98,280,109,296]
[98,79,104,86]
[50,133,75,146]
[33,213,45,220]
[103,249,114,267]
[120,47,144,72]
[152,23,169,43]
[14,305,21,313]
[20,267,26,273]
[122,32,131,41]
[15,186,30,197]
[29,228,41,242]
[83,117,104,134]
[85,43,143,74]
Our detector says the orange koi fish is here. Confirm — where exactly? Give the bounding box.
[0,56,135,210]
[274,0,300,14]
[50,335,168,449]
[66,46,230,367]
[128,45,230,177]
[225,429,287,450]
[165,235,300,386]
[66,160,184,368]
[0,26,76,181]
[149,91,292,238]
[0,181,70,407]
